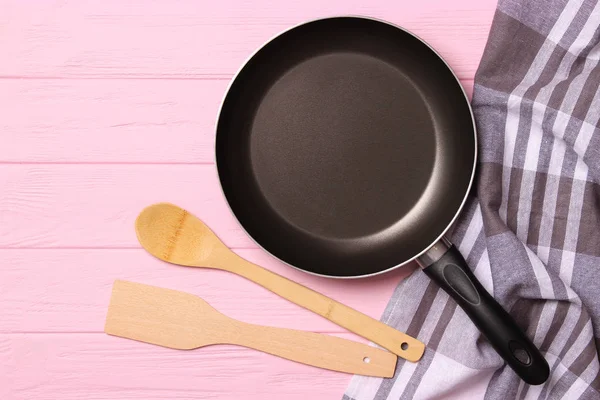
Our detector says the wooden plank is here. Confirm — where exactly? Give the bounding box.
[0,0,496,79]
[0,332,365,400]
[0,248,413,333]
[0,79,226,163]
[0,79,473,163]
[0,164,253,248]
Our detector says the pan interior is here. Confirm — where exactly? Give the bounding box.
[250,52,435,240]
[216,17,475,277]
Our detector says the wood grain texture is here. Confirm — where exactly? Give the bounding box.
[0,79,226,163]
[0,165,251,248]
[0,248,411,333]
[0,0,494,79]
[0,79,473,163]
[105,280,398,377]
[0,0,496,398]
[0,333,370,400]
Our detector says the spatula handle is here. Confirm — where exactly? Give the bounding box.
[229,320,397,377]
[223,253,425,362]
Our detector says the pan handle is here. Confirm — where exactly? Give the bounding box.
[419,241,550,385]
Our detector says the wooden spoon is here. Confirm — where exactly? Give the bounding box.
[105,280,397,377]
[135,202,425,362]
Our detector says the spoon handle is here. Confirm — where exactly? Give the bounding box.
[226,319,397,377]
[222,252,425,362]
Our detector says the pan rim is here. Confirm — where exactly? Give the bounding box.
[213,15,478,279]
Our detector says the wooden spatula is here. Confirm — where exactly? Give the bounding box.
[105,280,397,377]
[135,202,425,362]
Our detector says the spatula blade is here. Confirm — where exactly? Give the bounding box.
[104,280,217,350]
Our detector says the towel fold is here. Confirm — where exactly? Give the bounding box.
[344,0,600,398]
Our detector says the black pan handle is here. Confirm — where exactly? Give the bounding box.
[421,244,550,385]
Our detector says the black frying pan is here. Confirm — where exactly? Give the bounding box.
[215,16,549,385]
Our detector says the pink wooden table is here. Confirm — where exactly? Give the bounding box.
[0,1,496,399]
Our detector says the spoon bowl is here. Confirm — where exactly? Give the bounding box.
[135,202,229,267]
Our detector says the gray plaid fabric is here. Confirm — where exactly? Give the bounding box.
[343,0,600,399]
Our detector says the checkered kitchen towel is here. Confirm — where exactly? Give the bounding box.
[344,0,600,399]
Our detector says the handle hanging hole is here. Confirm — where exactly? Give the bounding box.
[363,357,371,364]
[401,342,408,350]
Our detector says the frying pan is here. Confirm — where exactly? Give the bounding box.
[215,16,549,385]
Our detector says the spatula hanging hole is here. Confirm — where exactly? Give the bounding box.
[363,356,371,364]
[401,342,408,350]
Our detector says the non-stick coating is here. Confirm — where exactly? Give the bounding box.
[216,17,476,277]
